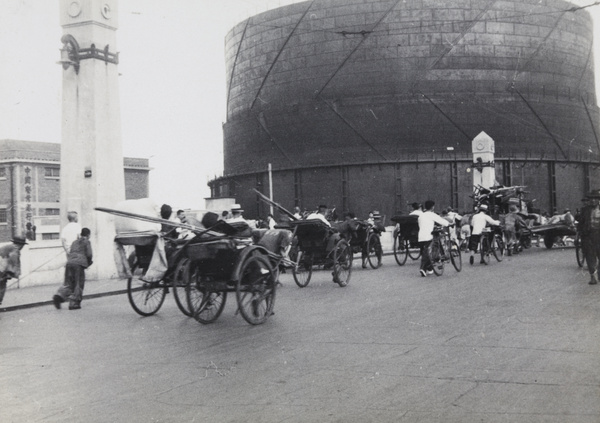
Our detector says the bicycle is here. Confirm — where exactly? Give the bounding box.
[428,225,462,276]
[479,226,504,264]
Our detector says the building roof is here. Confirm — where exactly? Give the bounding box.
[0,139,149,169]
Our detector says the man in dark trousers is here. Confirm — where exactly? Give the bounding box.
[578,190,600,285]
[53,228,93,310]
[0,236,28,306]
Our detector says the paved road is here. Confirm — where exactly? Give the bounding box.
[1,247,599,423]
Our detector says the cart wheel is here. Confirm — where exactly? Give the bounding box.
[575,233,585,268]
[367,232,383,269]
[292,250,313,288]
[236,255,276,325]
[127,263,167,316]
[408,241,421,260]
[393,235,408,266]
[449,240,462,272]
[184,261,227,324]
[491,234,505,262]
[172,258,192,316]
[429,239,444,276]
[333,239,353,287]
[480,237,491,265]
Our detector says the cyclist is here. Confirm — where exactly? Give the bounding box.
[418,200,449,277]
[469,203,501,265]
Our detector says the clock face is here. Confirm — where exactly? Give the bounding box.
[476,141,485,150]
[101,3,111,19]
[68,1,81,17]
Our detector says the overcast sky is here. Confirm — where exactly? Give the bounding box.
[0,0,598,210]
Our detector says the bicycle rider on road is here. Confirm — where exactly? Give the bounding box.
[468,203,501,265]
[418,200,450,277]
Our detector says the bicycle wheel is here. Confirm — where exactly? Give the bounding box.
[449,240,462,272]
[575,233,584,268]
[171,258,192,316]
[236,255,276,325]
[292,250,313,288]
[127,263,167,316]
[429,239,444,276]
[366,232,383,269]
[491,234,504,262]
[393,234,408,266]
[480,237,490,264]
[185,261,227,324]
[333,239,353,287]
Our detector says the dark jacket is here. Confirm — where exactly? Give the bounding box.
[67,237,93,268]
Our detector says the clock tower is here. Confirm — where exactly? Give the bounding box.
[471,131,496,191]
[59,0,125,280]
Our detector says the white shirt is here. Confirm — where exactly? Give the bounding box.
[306,212,331,227]
[471,212,500,235]
[60,221,81,253]
[409,210,423,216]
[418,210,449,242]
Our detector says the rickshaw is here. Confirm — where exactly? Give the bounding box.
[288,219,353,288]
[99,207,282,325]
[114,231,193,317]
[391,215,421,265]
[181,225,287,325]
[336,219,382,269]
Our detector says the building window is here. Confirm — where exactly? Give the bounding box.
[44,208,60,216]
[0,208,7,224]
[0,167,6,179]
[42,233,60,240]
[44,167,60,179]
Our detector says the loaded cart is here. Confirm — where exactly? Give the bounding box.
[99,206,289,325]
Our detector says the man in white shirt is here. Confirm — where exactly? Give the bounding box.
[417,200,449,277]
[61,211,81,254]
[228,204,248,224]
[306,205,331,227]
[409,202,423,216]
[468,203,501,265]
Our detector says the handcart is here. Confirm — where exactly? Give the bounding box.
[391,215,421,265]
[529,223,577,249]
[288,219,353,288]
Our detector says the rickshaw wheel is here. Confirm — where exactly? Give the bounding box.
[127,263,167,316]
[172,258,192,316]
[367,232,383,269]
[333,239,353,287]
[575,233,584,268]
[185,261,227,324]
[236,255,276,325]
[408,241,421,260]
[292,250,313,288]
[393,235,408,266]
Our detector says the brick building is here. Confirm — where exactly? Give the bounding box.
[0,139,150,243]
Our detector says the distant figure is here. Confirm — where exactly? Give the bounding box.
[293,206,302,220]
[53,228,93,310]
[0,236,28,306]
[61,211,81,254]
[264,213,275,229]
[220,210,230,221]
[229,204,248,224]
[409,202,423,216]
[160,204,177,237]
[306,205,331,227]
[578,190,600,284]
[468,204,501,265]
[417,200,449,277]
